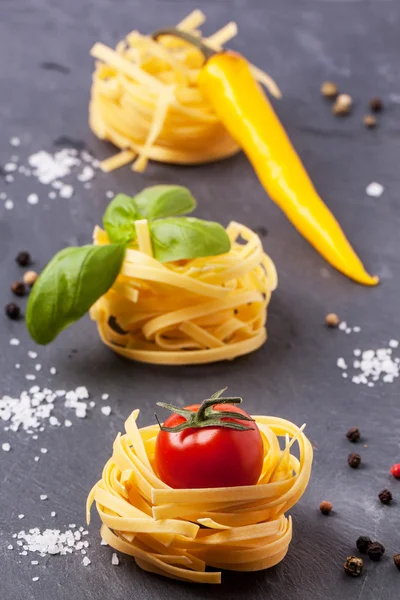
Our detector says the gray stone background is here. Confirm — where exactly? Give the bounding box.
[0,1,399,599]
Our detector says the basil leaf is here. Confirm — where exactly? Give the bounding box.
[134,185,196,220]
[103,194,138,244]
[26,244,125,344]
[150,217,230,263]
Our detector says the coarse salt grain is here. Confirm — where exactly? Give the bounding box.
[101,393,109,401]
[40,495,48,501]
[32,577,39,582]
[2,442,11,452]
[111,552,119,566]
[64,419,72,428]
[51,512,56,517]
[7,544,13,550]
[15,363,21,369]
[28,351,38,359]
[25,374,36,381]
[35,364,42,371]
[5,199,14,210]
[10,338,20,346]
[10,137,20,147]
[336,358,347,370]
[100,539,108,546]
[106,191,114,199]
[27,193,39,205]
[101,406,111,416]
[40,448,47,454]
[389,339,399,349]
[18,514,25,519]
[83,556,91,566]
[50,367,57,375]
[366,182,384,197]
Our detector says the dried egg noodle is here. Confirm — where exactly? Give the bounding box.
[89,10,281,173]
[90,220,277,365]
[87,410,313,583]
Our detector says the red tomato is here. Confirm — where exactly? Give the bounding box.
[155,403,264,489]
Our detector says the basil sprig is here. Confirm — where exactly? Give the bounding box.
[27,185,231,344]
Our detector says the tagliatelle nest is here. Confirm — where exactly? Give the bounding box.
[87,410,313,584]
[90,220,277,365]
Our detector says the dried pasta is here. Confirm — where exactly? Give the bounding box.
[90,220,277,365]
[87,410,313,583]
[89,10,281,173]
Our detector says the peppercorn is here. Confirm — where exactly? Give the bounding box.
[319,500,333,515]
[11,281,25,296]
[369,97,383,112]
[394,554,400,570]
[333,94,352,116]
[378,488,393,505]
[346,427,361,443]
[321,81,338,99]
[325,313,340,328]
[363,114,377,129]
[5,303,21,320]
[23,270,38,287]
[367,542,385,561]
[344,556,363,577]
[390,463,400,479]
[15,251,31,267]
[356,536,372,554]
[348,453,361,469]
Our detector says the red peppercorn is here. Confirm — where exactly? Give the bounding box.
[391,463,400,479]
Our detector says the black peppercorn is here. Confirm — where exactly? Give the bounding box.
[346,427,361,443]
[15,251,31,267]
[5,303,21,320]
[378,488,393,505]
[394,554,400,570]
[344,556,363,577]
[369,97,383,112]
[356,536,372,554]
[348,453,361,469]
[255,225,268,238]
[11,281,25,296]
[367,541,385,561]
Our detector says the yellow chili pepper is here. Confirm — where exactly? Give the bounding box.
[154,29,378,286]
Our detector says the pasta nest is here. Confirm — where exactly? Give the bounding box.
[89,10,281,173]
[90,221,277,365]
[87,410,313,584]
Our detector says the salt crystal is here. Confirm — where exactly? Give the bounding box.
[5,162,17,172]
[336,358,347,370]
[5,174,14,183]
[34,456,40,462]
[15,363,21,369]
[18,514,25,519]
[338,321,347,331]
[25,374,36,381]
[50,367,57,375]
[7,544,13,550]
[77,165,94,182]
[353,349,361,357]
[82,556,91,566]
[27,193,39,205]
[111,552,119,566]
[40,495,48,501]
[100,539,108,546]
[35,364,42,371]
[76,386,89,400]
[10,137,20,147]
[32,577,39,582]
[28,351,38,359]
[10,338,20,346]
[353,326,361,333]
[48,191,57,199]
[64,419,72,428]
[51,512,56,517]
[40,448,48,454]
[101,406,111,416]
[101,393,109,401]
[366,182,384,197]
[59,184,74,199]
[31,560,38,565]
[5,199,14,210]
[2,443,11,452]
[389,339,399,349]
[106,191,114,199]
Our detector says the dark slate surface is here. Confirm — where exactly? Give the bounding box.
[1,1,399,598]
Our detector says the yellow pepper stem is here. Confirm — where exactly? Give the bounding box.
[198,52,378,286]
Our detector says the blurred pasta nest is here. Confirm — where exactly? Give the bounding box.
[87,410,313,583]
[89,10,280,173]
[90,221,278,365]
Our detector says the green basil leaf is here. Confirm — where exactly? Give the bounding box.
[103,194,138,244]
[134,185,196,220]
[26,244,125,345]
[150,217,230,263]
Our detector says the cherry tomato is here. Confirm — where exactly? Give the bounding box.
[155,403,264,489]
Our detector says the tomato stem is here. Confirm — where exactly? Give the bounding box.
[155,389,255,433]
